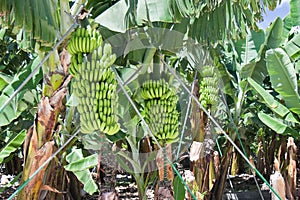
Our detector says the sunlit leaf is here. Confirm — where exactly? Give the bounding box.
[64,154,98,171]
[265,18,283,48]
[285,33,300,61]
[258,112,298,138]
[0,57,42,127]
[266,48,300,114]
[95,0,129,32]
[0,73,12,91]
[137,0,174,24]
[234,30,265,66]
[65,148,98,195]
[248,77,289,117]
[0,130,26,163]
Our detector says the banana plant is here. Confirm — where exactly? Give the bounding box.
[247,17,300,199]
[206,15,291,199]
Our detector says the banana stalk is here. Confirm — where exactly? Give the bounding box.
[190,65,220,198]
[190,80,206,194]
[18,51,70,199]
[230,151,238,176]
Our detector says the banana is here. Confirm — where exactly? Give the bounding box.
[74,37,80,53]
[83,37,87,52]
[100,122,106,132]
[69,29,118,135]
[103,106,107,115]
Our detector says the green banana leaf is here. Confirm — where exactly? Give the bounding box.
[95,0,129,33]
[240,60,268,85]
[266,48,300,114]
[64,154,98,172]
[285,33,300,61]
[0,57,43,127]
[65,148,98,195]
[0,130,26,163]
[235,30,265,67]
[283,0,300,40]
[173,176,185,200]
[0,73,12,91]
[258,112,298,138]
[0,0,61,51]
[265,18,283,49]
[247,77,289,117]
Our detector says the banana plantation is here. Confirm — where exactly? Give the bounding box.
[0,0,300,199]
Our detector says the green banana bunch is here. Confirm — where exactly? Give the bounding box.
[72,42,120,135]
[141,78,179,145]
[199,65,219,110]
[67,27,102,55]
[67,27,103,76]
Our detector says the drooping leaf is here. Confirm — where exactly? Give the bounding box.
[65,148,98,195]
[0,56,42,127]
[266,48,300,114]
[64,154,98,172]
[137,0,174,24]
[173,175,185,200]
[285,33,300,61]
[117,150,141,173]
[95,0,129,33]
[258,112,298,138]
[115,156,135,174]
[0,130,26,163]
[247,77,289,117]
[240,60,268,84]
[0,0,61,51]
[81,132,105,151]
[0,73,12,91]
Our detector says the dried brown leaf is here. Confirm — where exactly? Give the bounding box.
[190,141,203,162]
[40,185,63,194]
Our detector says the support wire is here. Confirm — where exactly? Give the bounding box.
[175,72,197,161]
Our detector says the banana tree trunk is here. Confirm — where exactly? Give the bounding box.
[190,80,216,199]
[18,50,71,199]
[209,145,233,200]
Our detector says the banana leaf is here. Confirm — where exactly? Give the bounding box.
[258,112,298,138]
[283,0,300,40]
[0,57,43,127]
[266,48,300,114]
[0,130,26,163]
[64,154,98,172]
[234,30,265,67]
[285,33,300,61]
[265,18,283,49]
[247,77,289,117]
[173,176,185,200]
[65,148,98,195]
